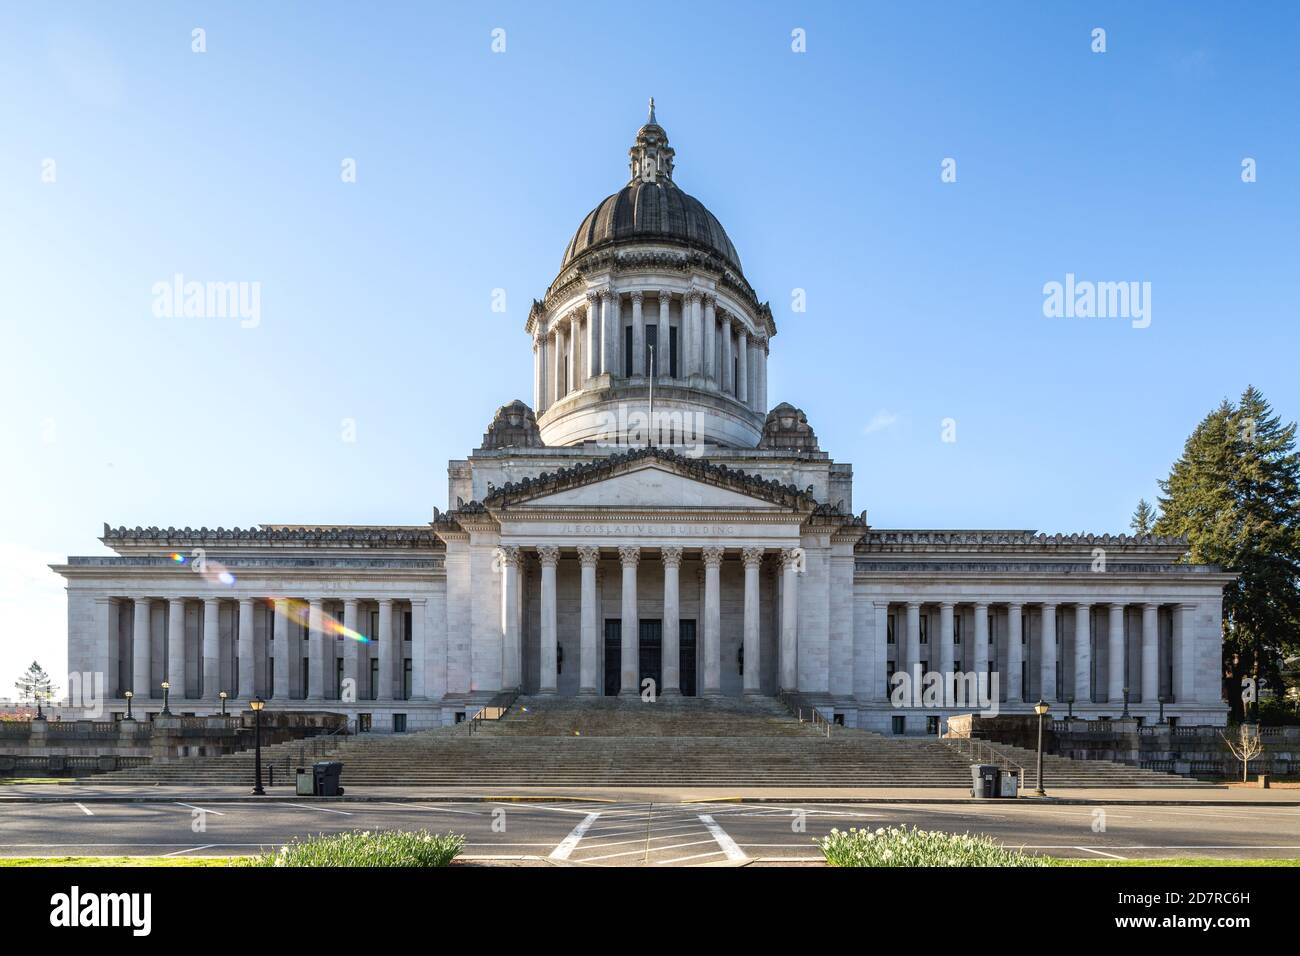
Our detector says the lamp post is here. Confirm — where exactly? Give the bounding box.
[124,690,134,721]
[250,698,265,795]
[34,691,45,721]
[1065,694,1075,721]
[1122,686,1130,719]
[160,681,171,716]
[219,691,228,717]
[1157,694,1167,725]
[1033,698,1050,796]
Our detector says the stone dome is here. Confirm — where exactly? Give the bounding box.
[559,100,742,275]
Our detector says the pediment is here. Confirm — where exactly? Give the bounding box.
[518,463,786,510]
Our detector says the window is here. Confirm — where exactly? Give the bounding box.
[926,716,940,735]
[268,659,274,698]
[393,714,407,733]
[357,713,372,732]
[624,326,634,377]
[369,659,379,701]
[403,659,412,700]
[669,326,679,377]
[953,616,962,644]
[404,610,412,641]
[919,614,929,644]
[300,657,308,698]
[886,614,896,644]
[833,713,844,726]
[646,324,658,376]
[885,663,896,695]
[891,715,906,735]
[336,658,344,698]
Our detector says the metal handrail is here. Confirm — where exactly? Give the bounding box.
[776,690,831,738]
[468,689,520,735]
[941,734,1026,777]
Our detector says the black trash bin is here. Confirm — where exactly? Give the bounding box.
[969,763,999,798]
[313,761,344,797]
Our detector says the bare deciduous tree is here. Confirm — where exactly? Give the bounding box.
[1220,724,1265,782]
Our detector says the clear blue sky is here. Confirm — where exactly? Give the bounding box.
[2,1,1297,682]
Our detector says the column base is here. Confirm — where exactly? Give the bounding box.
[742,688,764,697]
[618,689,639,699]
[660,687,682,697]
[577,687,599,696]
[536,688,558,696]
[702,688,724,698]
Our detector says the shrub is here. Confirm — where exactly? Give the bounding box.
[819,825,1049,867]
[245,829,464,867]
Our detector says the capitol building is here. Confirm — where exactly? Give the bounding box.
[56,105,1231,733]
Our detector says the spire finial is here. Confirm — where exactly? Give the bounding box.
[648,96,656,124]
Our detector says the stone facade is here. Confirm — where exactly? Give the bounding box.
[52,106,1233,733]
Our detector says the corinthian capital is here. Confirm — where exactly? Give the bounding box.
[536,546,561,568]
[660,546,684,569]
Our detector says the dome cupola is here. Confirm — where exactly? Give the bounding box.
[526,102,775,451]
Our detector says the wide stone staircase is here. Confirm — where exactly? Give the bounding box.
[92,695,1200,788]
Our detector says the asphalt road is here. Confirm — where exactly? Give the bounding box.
[3,800,1299,865]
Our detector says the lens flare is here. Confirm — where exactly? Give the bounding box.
[267,598,371,643]
[170,553,185,563]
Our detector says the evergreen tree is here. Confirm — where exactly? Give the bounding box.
[1130,498,1156,535]
[14,661,57,706]
[1155,386,1300,721]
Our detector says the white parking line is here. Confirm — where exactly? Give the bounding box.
[1074,846,1126,860]
[175,803,225,816]
[377,802,481,816]
[549,812,601,861]
[698,814,747,862]
[284,803,353,815]
[579,839,717,863]
[163,844,216,857]
[74,803,93,816]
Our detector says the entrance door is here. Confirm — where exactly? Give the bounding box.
[603,620,621,696]
[639,620,662,695]
[679,620,697,697]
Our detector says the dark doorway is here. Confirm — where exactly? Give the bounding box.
[679,620,697,697]
[639,620,662,694]
[603,619,621,696]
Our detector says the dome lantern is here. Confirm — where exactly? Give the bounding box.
[628,96,675,185]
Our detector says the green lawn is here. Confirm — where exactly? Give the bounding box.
[1056,857,1300,867]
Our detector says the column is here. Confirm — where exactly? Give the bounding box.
[1074,603,1092,704]
[1040,603,1057,702]
[202,597,220,699]
[721,317,734,394]
[905,602,921,677]
[272,598,289,699]
[701,546,724,696]
[237,598,255,698]
[661,547,682,695]
[741,548,763,695]
[702,294,717,385]
[1176,603,1196,703]
[377,598,394,701]
[630,291,645,376]
[619,546,640,696]
[552,324,566,401]
[578,547,600,695]
[132,598,152,696]
[167,598,186,698]
[685,292,701,377]
[938,602,955,706]
[758,339,768,411]
[972,602,989,697]
[307,597,325,699]
[532,334,542,411]
[1108,603,1126,704]
[343,598,360,702]
[1141,603,1158,704]
[566,316,578,395]
[779,548,800,690]
[657,295,670,377]
[497,547,522,691]
[411,597,428,698]
[585,291,601,381]
[604,292,620,376]
[736,327,748,402]
[1007,603,1023,703]
[538,547,560,693]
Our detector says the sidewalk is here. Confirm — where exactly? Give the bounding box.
[2,782,1297,805]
